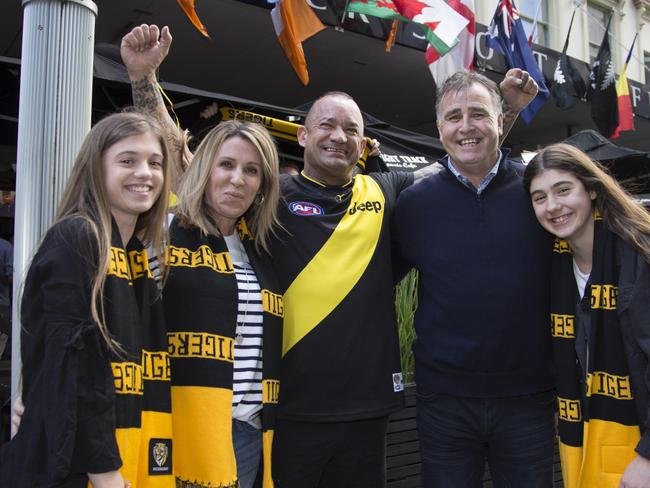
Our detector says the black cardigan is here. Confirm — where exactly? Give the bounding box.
[0,217,173,487]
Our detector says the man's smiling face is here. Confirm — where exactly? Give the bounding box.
[298,95,366,186]
[437,82,503,178]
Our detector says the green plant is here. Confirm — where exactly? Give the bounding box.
[395,269,418,384]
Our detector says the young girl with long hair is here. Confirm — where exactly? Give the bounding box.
[1,112,174,488]
[524,143,650,488]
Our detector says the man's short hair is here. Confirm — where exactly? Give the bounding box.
[305,91,359,127]
[435,70,502,119]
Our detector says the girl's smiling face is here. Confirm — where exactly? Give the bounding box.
[529,168,597,245]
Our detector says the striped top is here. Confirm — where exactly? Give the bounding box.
[224,233,264,427]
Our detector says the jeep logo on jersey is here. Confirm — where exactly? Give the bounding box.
[289,201,324,216]
[349,201,382,215]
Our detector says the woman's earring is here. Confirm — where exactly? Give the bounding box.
[255,193,265,205]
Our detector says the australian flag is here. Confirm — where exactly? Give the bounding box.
[486,0,549,124]
[552,10,586,110]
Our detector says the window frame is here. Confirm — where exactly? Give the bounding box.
[587,2,612,65]
[518,0,550,47]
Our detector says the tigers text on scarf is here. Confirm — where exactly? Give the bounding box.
[552,215,640,488]
[164,218,282,488]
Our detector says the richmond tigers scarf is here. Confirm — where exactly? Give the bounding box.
[552,216,640,488]
[164,218,282,488]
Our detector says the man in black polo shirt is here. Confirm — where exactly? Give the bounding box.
[266,91,413,487]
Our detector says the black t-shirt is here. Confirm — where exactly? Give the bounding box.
[269,171,413,421]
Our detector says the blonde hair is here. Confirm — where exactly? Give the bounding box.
[55,112,171,352]
[523,143,650,262]
[174,120,281,253]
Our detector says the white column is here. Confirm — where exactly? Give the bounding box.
[11,0,97,421]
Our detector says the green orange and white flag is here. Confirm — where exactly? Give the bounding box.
[611,33,637,139]
[427,0,474,88]
[271,0,325,86]
[346,0,468,56]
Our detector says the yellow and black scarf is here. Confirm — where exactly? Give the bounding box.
[163,218,282,488]
[0,218,173,488]
[552,216,641,488]
[105,229,174,487]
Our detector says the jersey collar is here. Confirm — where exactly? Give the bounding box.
[300,170,355,189]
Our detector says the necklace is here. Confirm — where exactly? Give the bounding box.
[235,273,250,345]
[233,236,251,345]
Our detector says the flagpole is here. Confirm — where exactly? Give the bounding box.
[624,33,637,65]
[527,0,542,46]
[340,0,350,30]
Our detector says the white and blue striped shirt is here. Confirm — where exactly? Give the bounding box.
[224,233,264,428]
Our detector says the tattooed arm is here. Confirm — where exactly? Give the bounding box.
[499,68,539,144]
[121,24,191,190]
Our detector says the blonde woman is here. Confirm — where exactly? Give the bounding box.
[164,120,282,488]
[0,112,173,488]
[524,143,650,488]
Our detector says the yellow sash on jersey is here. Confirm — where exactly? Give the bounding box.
[282,175,385,355]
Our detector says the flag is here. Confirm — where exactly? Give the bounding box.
[426,0,475,89]
[527,0,542,46]
[392,0,469,55]
[586,16,618,138]
[346,0,468,56]
[551,10,586,110]
[611,33,637,139]
[486,0,549,124]
[271,0,325,86]
[345,0,403,54]
[345,0,402,19]
[176,0,210,39]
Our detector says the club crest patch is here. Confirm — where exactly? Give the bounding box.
[148,438,172,475]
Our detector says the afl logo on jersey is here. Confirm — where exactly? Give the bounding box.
[289,201,324,216]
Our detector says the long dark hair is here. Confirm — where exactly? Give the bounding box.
[523,143,650,262]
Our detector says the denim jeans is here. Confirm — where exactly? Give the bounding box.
[232,419,262,488]
[416,391,555,488]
